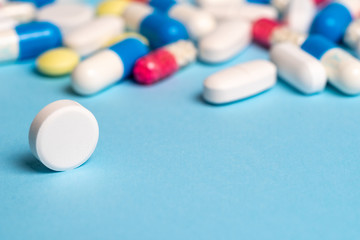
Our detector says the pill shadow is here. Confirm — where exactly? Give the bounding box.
[17,152,56,174]
[194,88,275,107]
[32,67,69,80]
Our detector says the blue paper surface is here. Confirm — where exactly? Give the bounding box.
[1,19,360,240]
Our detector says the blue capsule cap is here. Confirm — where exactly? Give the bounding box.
[9,0,55,8]
[247,0,270,4]
[149,0,177,13]
[310,2,353,43]
[140,12,189,49]
[15,21,62,60]
[301,35,337,60]
[109,38,150,79]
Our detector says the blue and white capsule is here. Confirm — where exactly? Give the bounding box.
[122,2,189,49]
[149,0,216,39]
[0,21,62,63]
[301,35,360,95]
[9,0,55,8]
[72,37,149,95]
[310,0,360,43]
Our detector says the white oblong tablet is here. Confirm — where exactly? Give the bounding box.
[203,60,277,104]
[29,100,99,171]
[199,19,251,63]
[64,16,124,56]
[37,3,95,34]
[270,43,327,94]
[283,0,316,33]
[204,3,278,22]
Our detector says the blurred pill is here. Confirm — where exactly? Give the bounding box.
[133,40,197,85]
[123,2,189,48]
[199,19,251,63]
[0,2,36,22]
[270,42,327,94]
[64,16,124,56]
[302,35,360,95]
[37,3,94,34]
[204,3,278,22]
[0,21,62,63]
[150,0,217,39]
[36,47,80,76]
[203,60,277,104]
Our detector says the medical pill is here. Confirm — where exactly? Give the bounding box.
[72,37,149,95]
[64,16,124,56]
[252,18,306,48]
[150,0,217,39]
[123,2,189,48]
[133,40,197,85]
[203,60,277,104]
[0,18,18,32]
[105,32,149,47]
[310,0,360,43]
[270,43,327,94]
[29,100,99,171]
[302,35,360,95]
[204,3,278,22]
[11,0,55,8]
[196,0,243,7]
[0,2,36,22]
[284,0,317,33]
[37,3,94,34]
[0,21,62,63]
[199,19,251,63]
[36,48,80,76]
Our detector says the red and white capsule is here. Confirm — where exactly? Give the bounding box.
[252,18,306,48]
[133,40,197,85]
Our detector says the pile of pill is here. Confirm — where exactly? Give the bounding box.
[3,0,360,170]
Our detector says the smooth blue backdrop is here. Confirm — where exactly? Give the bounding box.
[1,7,360,240]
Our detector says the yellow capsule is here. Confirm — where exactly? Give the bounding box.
[105,32,149,47]
[36,48,80,77]
[97,0,131,16]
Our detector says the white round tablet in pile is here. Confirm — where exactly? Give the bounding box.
[37,3,94,34]
[29,100,99,171]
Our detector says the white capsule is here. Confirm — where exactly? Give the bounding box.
[270,43,327,94]
[72,49,124,95]
[196,0,243,7]
[0,2,36,23]
[284,0,316,33]
[29,100,99,171]
[0,18,18,32]
[343,19,360,55]
[64,16,124,56]
[122,2,153,31]
[168,3,217,39]
[203,60,277,104]
[321,48,360,95]
[37,3,95,34]
[204,3,278,22]
[199,20,251,63]
[336,0,360,17]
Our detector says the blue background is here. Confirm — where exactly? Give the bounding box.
[1,3,360,240]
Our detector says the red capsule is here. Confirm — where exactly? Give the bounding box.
[252,18,281,48]
[133,48,179,85]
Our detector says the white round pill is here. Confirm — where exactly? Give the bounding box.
[37,3,94,34]
[29,100,99,171]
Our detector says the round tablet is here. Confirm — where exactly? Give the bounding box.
[29,100,99,171]
[36,48,80,76]
[37,3,94,34]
